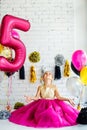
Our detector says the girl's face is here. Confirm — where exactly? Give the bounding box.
[43,71,53,82]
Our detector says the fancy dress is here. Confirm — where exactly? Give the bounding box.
[9,86,79,128]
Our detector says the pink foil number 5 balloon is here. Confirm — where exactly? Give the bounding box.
[0,14,30,72]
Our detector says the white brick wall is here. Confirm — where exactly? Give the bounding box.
[0,0,87,109]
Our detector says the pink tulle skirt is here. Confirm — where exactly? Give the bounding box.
[9,99,79,128]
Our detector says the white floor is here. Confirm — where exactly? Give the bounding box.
[0,120,87,130]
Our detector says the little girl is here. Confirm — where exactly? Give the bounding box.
[9,71,79,128]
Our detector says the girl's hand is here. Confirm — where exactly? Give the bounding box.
[24,95,31,103]
[68,99,75,106]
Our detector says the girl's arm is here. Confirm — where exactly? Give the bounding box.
[54,86,75,106]
[24,86,41,102]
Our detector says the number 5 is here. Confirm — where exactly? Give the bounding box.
[0,14,30,72]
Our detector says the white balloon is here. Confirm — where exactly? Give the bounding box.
[66,76,83,97]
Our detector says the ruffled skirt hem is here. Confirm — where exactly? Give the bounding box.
[9,99,79,128]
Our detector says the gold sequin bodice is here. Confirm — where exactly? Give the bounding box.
[40,86,55,99]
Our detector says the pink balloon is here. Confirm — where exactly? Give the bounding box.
[0,14,30,72]
[12,30,20,39]
[72,50,87,71]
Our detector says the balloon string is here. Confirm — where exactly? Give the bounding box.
[7,97,10,106]
[7,76,12,97]
[6,76,12,110]
[9,75,12,94]
[79,85,85,104]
